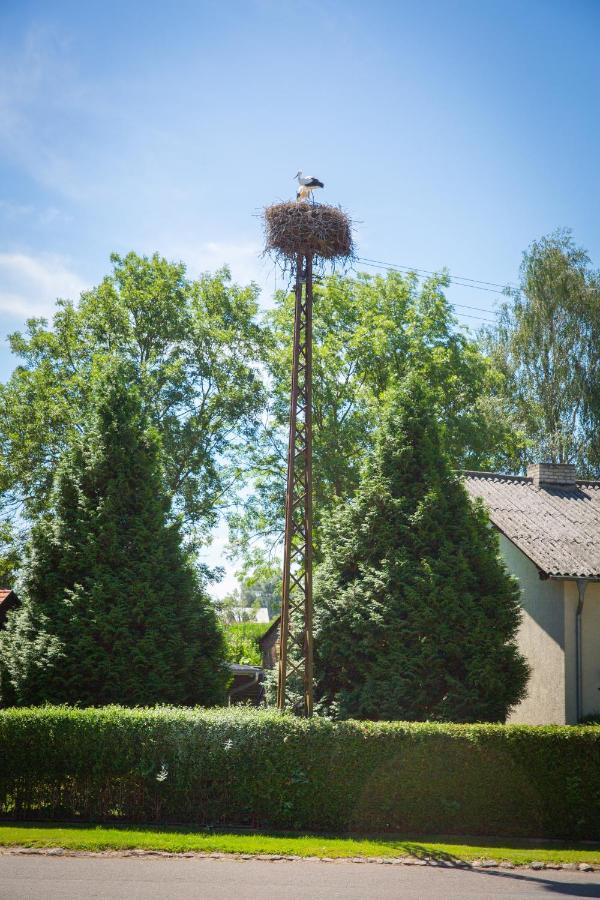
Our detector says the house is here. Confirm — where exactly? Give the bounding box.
[258,617,280,670]
[261,463,600,725]
[227,663,265,705]
[0,590,19,630]
[465,463,600,725]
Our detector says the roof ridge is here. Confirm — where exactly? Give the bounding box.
[461,470,530,481]
[462,469,600,488]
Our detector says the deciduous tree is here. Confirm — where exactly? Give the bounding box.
[232,270,525,565]
[484,230,600,472]
[0,252,266,538]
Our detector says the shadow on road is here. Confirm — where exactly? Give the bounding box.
[473,868,600,898]
[398,851,600,898]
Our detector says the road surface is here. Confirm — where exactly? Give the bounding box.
[1,855,599,899]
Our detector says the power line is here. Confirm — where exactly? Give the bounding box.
[447,300,498,316]
[358,258,505,296]
[353,257,500,324]
[357,256,518,292]
[455,312,497,324]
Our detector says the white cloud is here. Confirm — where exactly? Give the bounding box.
[0,252,88,318]
[0,201,72,227]
[198,240,263,283]
[160,239,279,301]
[0,24,93,202]
[0,201,34,219]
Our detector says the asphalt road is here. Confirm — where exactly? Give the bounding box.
[1,856,600,899]
[0,855,600,900]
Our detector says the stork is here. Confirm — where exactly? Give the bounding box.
[294,170,324,201]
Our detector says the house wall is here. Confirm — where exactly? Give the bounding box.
[0,594,19,630]
[498,534,567,725]
[582,583,600,718]
[564,580,600,721]
[259,624,280,670]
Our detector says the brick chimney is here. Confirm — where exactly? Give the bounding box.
[527,463,577,489]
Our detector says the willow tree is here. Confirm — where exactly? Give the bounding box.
[484,230,600,472]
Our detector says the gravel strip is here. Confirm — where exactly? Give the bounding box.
[0,846,597,871]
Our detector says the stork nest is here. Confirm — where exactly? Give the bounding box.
[263,201,354,261]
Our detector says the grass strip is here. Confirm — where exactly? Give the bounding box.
[0,825,599,866]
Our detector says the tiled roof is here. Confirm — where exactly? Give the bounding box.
[0,589,14,605]
[463,472,600,579]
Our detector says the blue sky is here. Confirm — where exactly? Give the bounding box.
[1,0,599,593]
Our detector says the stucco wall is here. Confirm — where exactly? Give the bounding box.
[564,580,600,721]
[498,534,567,724]
[582,583,600,718]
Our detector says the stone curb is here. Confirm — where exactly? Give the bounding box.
[0,847,597,872]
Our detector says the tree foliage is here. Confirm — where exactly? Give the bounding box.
[232,270,525,565]
[0,521,22,588]
[0,361,228,707]
[0,252,266,536]
[484,230,600,471]
[222,621,269,666]
[313,378,529,723]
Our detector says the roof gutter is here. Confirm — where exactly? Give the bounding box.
[546,574,600,582]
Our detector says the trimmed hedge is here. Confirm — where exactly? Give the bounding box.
[0,706,599,839]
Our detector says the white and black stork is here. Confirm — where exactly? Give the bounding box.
[294,170,324,201]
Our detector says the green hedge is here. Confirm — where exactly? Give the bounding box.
[0,706,599,839]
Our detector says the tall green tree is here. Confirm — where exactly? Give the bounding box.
[232,270,525,564]
[0,521,22,587]
[313,378,529,723]
[0,252,266,537]
[484,230,600,472]
[0,361,228,707]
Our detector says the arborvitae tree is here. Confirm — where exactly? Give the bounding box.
[314,378,529,723]
[0,361,228,707]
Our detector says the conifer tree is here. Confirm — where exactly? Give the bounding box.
[314,377,529,722]
[0,360,227,707]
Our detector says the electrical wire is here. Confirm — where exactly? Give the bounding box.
[357,256,518,292]
[353,257,502,325]
[455,313,497,324]
[358,259,505,296]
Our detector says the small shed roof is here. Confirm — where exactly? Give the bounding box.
[463,471,600,579]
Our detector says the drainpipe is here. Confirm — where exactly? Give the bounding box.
[575,579,587,723]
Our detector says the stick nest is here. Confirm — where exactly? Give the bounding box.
[263,201,354,261]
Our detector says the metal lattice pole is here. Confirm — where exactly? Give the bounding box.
[277,252,314,716]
